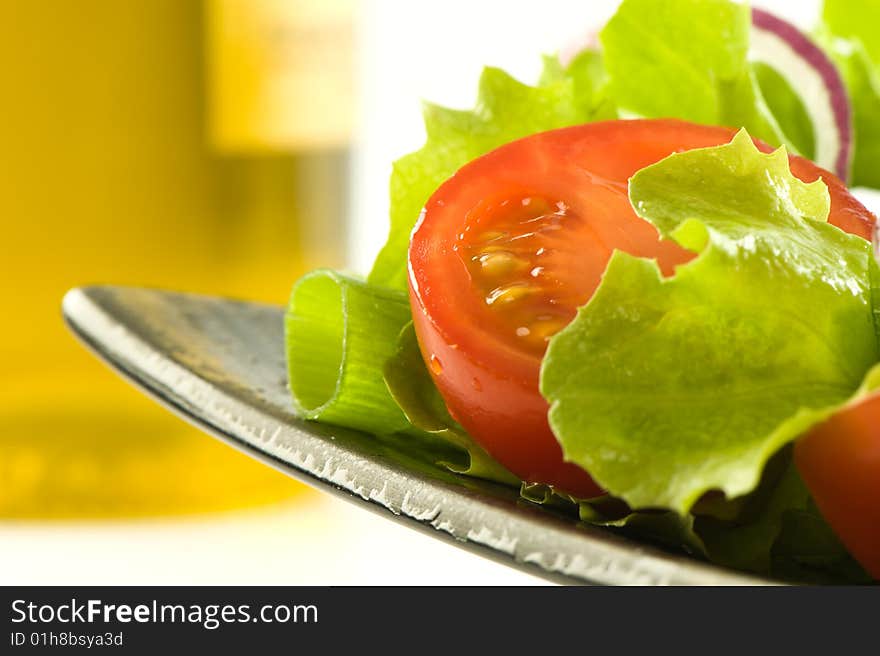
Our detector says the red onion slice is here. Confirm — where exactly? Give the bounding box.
[751,7,852,180]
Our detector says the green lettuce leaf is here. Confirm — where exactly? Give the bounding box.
[695,449,811,576]
[772,501,873,584]
[822,0,880,68]
[600,0,788,147]
[582,504,708,558]
[368,61,612,290]
[525,447,869,582]
[541,130,880,514]
[384,322,519,485]
[696,448,870,583]
[539,49,617,122]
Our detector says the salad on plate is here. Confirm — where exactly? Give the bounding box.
[284,0,880,584]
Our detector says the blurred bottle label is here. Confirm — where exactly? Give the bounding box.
[206,0,354,152]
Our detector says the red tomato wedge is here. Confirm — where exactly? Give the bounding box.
[795,400,880,579]
[407,119,875,500]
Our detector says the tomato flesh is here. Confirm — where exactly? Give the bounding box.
[408,119,875,500]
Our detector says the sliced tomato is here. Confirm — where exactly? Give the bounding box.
[795,402,880,579]
[407,118,875,499]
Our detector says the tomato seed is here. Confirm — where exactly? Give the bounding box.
[476,251,528,277]
[485,283,537,305]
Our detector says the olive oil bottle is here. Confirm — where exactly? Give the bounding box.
[0,0,353,517]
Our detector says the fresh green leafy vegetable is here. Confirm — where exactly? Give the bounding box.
[583,505,708,558]
[367,59,614,291]
[695,450,813,576]
[383,323,518,485]
[539,49,617,122]
[772,500,873,584]
[600,0,788,147]
[694,448,870,582]
[524,447,869,582]
[822,0,880,68]
[541,131,880,514]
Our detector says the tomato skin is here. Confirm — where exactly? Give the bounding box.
[408,119,875,499]
[795,400,880,579]
[410,298,597,495]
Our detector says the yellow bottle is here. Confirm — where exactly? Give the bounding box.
[0,0,353,517]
